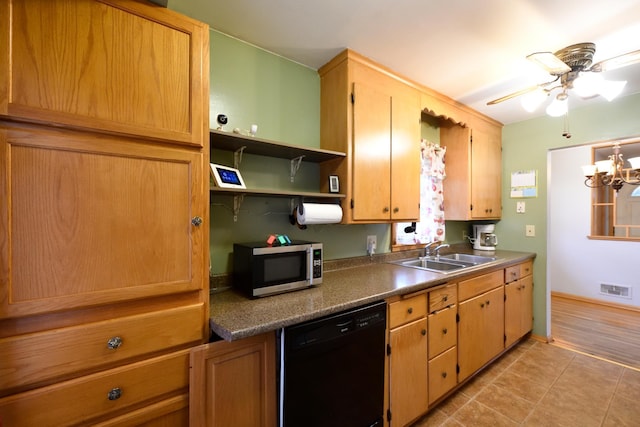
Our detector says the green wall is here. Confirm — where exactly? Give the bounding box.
[500,92,640,336]
[205,28,640,337]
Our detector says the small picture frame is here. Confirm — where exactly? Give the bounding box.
[328,175,340,193]
[210,163,246,189]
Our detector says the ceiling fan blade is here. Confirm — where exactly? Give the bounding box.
[590,49,640,72]
[487,86,540,105]
[527,51,571,75]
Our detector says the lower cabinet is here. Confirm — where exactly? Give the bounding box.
[505,261,534,347]
[189,332,276,427]
[387,294,428,427]
[458,280,505,382]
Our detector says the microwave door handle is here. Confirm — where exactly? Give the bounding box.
[307,247,314,285]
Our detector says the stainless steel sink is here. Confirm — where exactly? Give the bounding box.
[439,253,497,264]
[391,253,500,274]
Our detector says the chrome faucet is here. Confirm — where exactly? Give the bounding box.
[433,243,450,258]
[424,241,441,257]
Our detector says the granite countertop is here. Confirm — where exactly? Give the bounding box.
[209,248,535,341]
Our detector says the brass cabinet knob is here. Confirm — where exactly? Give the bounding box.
[191,216,203,227]
[421,329,427,336]
[442,328,448,335]
[407,307,413,314]
[107,387,122,401]
[442,372,447,378]
[383,207,390,213]
[393,207,399,213]
[107,336,123,350]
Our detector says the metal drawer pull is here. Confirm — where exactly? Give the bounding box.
[407,307,413,314]
[421,329,427,336]
[442,328,448,335]
[442,372,447,378]
[443,295,448,302]
[191,216,203,227]
[107,336,123,350]
[107,387,122,401]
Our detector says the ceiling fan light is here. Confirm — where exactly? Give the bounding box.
[546,95,568,117]
[520,89,546,112]
[573,72,603,97]
[598,79,627,101]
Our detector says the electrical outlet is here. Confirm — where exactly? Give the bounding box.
[367,235,377,255]
[516,201,526,213]
[525,225,535,237]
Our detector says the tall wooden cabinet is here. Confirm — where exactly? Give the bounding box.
[319,49,421,223]
[0,1,210,425]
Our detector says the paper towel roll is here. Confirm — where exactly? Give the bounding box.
[297,203,342,225]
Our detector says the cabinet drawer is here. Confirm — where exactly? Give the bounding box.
[458,270,504,301]
[0,350,190,427]
[428,307,457,359]
[428,346,457,405]
[428,284,457,313]
[389,294,427,329]
[0,304,203,393]
[505,261,533,284]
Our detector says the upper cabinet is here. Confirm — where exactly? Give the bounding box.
[319,50,421,224]
[441,123,502,220]
[0,0,209,147]
[319,49,503,224]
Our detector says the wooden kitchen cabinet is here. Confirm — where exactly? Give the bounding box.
[189,333,277,427]
[440,123,502,220]
[427,284,457,406]
[387,294,428,427]
[0,0,209,147]
[457,271,505,381]
[505,261,534,347]
[0,1,210,425]
[319,49,421,223]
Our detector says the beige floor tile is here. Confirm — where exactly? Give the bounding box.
[602,393,640,427]
[434,391,471,417]
[451,400,518,427]
[522,407,578,427]
[411,408,450,427]
[615,368,640,401]
[474,383,535,423]
[491,369,551,403]
[537,381,608,427]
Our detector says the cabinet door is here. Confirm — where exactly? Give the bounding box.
[189,333,276,427]
[390,93,420,221]
[0,0,208,146]
[0,124,206,318]
[389,318,428,427]
[505,276,533,347]
[458,286,504,381]
[352,82,391,221]
[470,128,502,218]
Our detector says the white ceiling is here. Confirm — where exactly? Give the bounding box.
[169,0,640,125]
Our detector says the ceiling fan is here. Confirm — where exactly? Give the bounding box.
[488,43,640,121]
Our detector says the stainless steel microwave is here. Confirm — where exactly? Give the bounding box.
[233,241,323,297]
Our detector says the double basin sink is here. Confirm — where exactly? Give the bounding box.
[391,253,500,274]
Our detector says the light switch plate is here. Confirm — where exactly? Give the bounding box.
[516,201,526,213]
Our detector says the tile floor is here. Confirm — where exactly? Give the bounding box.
[412,338,640,426]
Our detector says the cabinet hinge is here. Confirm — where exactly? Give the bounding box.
[456,364,460,374]
[386,343,391,356]
[456,313,460,323]
[470,204,473,211]
[351,93,355,104]
[504,334,507,343]
[350,199,354,209]
[387,409,392,422]
[504,294,507,302]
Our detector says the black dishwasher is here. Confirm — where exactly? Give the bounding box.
[279,300,387,427]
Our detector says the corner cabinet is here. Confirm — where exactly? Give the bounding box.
[319,49,421,224]
[440,123,502,220]
[0,1,209,425]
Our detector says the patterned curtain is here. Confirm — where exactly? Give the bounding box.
[395,139,446,245]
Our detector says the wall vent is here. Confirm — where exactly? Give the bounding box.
[599,283,632,299]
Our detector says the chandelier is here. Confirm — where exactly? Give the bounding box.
[581,144,640,192]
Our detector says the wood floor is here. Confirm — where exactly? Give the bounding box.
[550,292,640,370]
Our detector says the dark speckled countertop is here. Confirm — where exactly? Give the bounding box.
[209,248,535,341]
